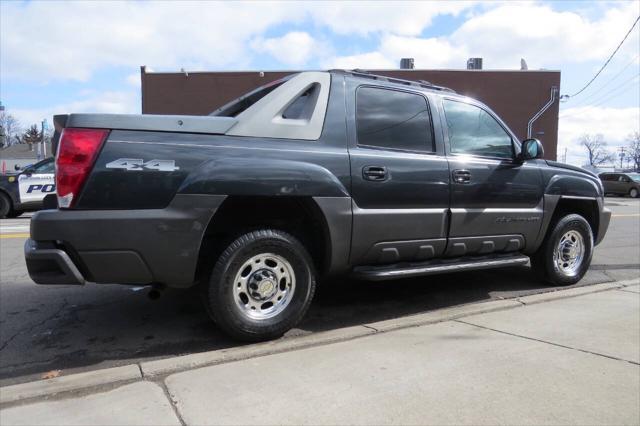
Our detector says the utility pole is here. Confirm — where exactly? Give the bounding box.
[41,119,47,158]
[618,147,626,170]
[562,147,567,163]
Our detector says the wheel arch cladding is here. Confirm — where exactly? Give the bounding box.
[549,197,599,241]
[544,174,601,198]
[195,196,335,282]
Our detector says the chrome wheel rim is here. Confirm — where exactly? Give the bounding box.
[233,253,296,320]
[553,230,585,277]
[631,188,638,198]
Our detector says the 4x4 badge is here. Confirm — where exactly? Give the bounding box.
[105,158,180,172]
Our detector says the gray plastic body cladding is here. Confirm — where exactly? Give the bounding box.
[445,234,524,257]
[595,198,611,246]
[24,239,86,285]
[350,203,449,264]
[66,113,237,134]
[30,194,226,287]
[313,197,352,274]
[525,165,607,251]
[363,239,447,264]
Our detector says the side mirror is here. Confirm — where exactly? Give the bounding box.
[14,164,21,171]
[521,138,544,161]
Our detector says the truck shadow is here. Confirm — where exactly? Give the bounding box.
[0,266,616,384]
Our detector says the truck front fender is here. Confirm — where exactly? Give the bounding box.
[544,174,601,198]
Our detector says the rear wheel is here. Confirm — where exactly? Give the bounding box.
[531,214,593,286]
[202,229,316,342]
[0,192,13,219]
[6,209,23,218]
[629,188,638,198]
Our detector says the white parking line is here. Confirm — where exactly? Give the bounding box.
[0,226,30,232]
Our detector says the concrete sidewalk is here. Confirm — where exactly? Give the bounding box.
[2,283,639,425]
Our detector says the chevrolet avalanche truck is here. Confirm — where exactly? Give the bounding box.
[25,70,611,341]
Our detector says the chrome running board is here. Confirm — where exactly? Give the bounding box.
[352,254,530,281]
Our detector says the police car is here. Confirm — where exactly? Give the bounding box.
[0,157,55,218]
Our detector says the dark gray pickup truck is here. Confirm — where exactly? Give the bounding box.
[25,70,611,341]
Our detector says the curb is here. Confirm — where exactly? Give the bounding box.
[0,365,141,405]
[2,278,638,405]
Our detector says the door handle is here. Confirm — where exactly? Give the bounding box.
[452,169,471,184]
[363,166,388,181]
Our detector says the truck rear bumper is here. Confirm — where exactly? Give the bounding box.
[25,239,86,285]
[26,194,226,287]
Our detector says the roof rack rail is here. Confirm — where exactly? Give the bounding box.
[329,69,455,93]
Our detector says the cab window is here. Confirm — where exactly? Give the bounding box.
[443,99,513,159]
[356,86,434,152]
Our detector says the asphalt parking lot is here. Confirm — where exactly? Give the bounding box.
[1,198,638,387]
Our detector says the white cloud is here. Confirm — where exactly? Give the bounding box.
[0,1,479,82]
[326,1,639,71]
[309,1,476,36]
[11,91,139,128]
[450,2,640,69]
[378,35,468,69]
[251,32,318,67]
[0,1,305,82]
[558,106,640,165]
[126,73,141,88]
[324,52,395,70]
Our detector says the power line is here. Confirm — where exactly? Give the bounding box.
[568,53,640,107]
[558,75,640,119]
[575,72,639,109]
[564,15,640,99]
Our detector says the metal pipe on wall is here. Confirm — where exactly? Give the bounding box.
[527,86,558,139]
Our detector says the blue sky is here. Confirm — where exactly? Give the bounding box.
[1,0,638,165]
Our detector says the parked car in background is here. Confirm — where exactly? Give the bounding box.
[599,172,640,198]
[0,157,55,218]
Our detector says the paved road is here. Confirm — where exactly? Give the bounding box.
[3,282,638,425]
[1,199,638,386]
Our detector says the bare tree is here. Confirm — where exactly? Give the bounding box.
[627,131,640,172]
[580,134,613,167]
[17,124,42,151]
[0,111,21,148]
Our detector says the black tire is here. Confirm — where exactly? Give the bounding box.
[0,192,12,219]
[531,214,593,286]
[202,229,316,342]
[629,188,639,198]
[6,209,23,218]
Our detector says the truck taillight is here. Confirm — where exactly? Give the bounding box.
[56,128,109,208]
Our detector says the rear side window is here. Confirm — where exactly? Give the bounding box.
[443,99,513,159]
[356,87,434,152]
[33,160,55,173]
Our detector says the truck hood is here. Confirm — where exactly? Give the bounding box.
[545,160,598,178]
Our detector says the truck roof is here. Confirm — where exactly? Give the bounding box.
[329,69,456,94]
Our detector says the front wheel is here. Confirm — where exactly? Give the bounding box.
[0,192,13,219]
[202,229,316,342]
[629,188,639,198]
[531,214,593,286]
